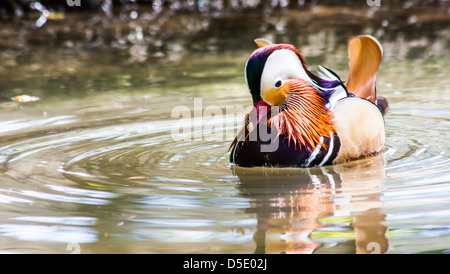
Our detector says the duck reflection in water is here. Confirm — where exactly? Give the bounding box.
[231,155,388,254]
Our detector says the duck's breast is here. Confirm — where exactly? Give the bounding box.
[332,97,385,163]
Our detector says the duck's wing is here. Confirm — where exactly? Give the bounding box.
[254,38,272,48]
[317,65,348,110]
[346,35,383,104]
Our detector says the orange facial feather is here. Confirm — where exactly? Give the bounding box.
[268,79,335,149]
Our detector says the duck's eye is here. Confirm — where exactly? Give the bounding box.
[274,80,283,88]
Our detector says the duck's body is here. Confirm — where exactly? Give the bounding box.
[230,35,387,167]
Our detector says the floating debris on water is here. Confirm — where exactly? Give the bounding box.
[128,176,147,180]
[11,95,41,102]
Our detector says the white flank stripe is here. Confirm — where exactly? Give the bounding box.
[305,136,324,166]
[319,132,335,166]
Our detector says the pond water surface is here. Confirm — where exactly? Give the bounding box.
[0,5,449,253]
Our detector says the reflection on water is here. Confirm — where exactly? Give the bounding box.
[234,156,389,254]
[0,3,449,253]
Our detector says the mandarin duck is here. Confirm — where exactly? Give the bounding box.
[230,35,388,167]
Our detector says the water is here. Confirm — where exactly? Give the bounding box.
[0,4,449,253]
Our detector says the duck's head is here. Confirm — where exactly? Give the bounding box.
[245,39,341,107]
[243,39,344,149]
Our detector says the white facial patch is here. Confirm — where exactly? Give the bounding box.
[260,49,312,95]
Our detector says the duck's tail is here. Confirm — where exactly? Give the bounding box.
[346,35,388,115]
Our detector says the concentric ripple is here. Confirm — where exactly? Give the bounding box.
[0,93,257,253]
[0,91,448,253]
